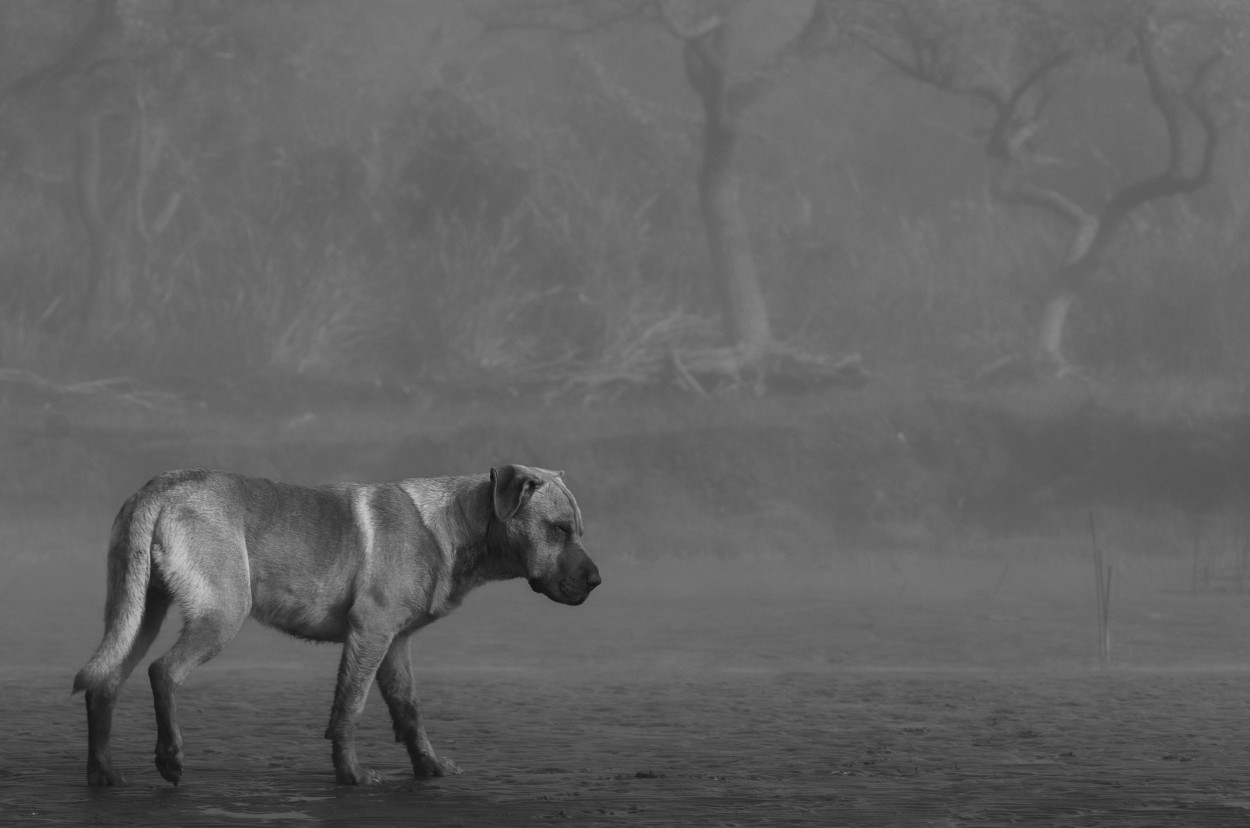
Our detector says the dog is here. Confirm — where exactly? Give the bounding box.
[72,464,601,786]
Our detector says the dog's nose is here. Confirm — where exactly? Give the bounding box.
[585,562,602,591]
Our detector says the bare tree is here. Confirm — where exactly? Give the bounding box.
[475,0,865,391]
[660,0,832,362]
[856,0,1232,376]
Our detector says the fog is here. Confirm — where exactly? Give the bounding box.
[3,1,1250,823]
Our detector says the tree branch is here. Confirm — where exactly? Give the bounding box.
[980,48,1072,161]
[471,0,650,39]
[726,1,834,113]
[850,2,959,91]
[1088,21,1225,258]
[853,1,1070,163]
[993,177,1095,233]
[656,0,720,40]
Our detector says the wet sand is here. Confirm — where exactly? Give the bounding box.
[5,528,1250,825]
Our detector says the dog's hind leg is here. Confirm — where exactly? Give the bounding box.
[376,636,461,778]
[148,604,247,785]
[325,626,394,785]
[147,548,249,787]
[83,585,171,786]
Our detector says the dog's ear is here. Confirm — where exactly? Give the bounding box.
[490,465,544,522]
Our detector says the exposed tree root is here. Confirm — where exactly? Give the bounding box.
[561,341,868,402]
[967,350,1089,389]
[670,344,869,395]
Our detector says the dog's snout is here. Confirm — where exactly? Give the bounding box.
[584,561,602,591]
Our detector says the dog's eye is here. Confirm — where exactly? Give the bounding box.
[552,522,572,538]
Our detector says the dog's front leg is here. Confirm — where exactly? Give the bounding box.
[376,636,461,778]
[325,628,393,785]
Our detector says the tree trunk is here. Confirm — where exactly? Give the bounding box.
[684,33,773,361]
[1034,214,1100,373]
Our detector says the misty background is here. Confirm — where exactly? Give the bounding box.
[11,4,1250,822]
[3,0,1250,578]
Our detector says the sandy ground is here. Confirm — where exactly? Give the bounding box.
[5,511,1250,825]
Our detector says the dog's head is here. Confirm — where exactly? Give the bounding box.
[490,464,601,605]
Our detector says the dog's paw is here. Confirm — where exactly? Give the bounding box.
[414,754,461,778]
[335,764,384,786]
[154,744,183,786]
[87,761,126,787]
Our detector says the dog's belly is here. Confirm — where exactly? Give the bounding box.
[242,508,363,642]
[250,594,351,642]
[249,573,353,642]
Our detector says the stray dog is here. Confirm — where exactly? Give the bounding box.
[72,465,601,786]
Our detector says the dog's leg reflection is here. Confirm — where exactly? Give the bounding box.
[377,636,461,778]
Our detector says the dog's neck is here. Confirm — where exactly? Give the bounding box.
[447,478,527,595]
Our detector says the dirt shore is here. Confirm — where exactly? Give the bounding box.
[5,542,1250,826]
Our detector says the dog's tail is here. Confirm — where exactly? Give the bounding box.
[72,491,160,694]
